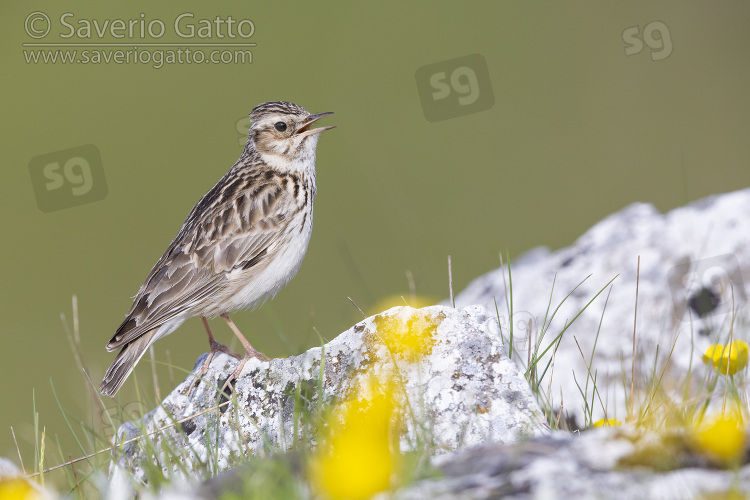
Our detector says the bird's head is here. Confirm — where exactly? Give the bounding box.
[247,101,334,171]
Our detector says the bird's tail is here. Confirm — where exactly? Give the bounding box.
[100,330,158,397]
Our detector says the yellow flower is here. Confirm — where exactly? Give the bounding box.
[371,295,435,316]
[703,340,750,375]
[0,478,45,500]
[375,307,439,361]
[592,418,621,428]
[311,382,401,500]
[693,414,746,462]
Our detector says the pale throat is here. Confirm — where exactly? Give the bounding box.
[257,138,320,175]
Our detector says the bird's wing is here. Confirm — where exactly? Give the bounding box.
[106,173,299,350]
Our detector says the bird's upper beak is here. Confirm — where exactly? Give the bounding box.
[296,112,335,138]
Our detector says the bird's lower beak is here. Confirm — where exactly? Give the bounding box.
[296,112,335,138]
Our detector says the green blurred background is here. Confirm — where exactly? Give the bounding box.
[1,1,749,469]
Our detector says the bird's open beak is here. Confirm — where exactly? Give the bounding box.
[296,112,335,138]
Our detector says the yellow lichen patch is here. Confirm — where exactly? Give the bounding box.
[692,414,746,463]
[375,307,440,361]
[310,380,402,500]
[703,340,750,376]
[592,418,622,428]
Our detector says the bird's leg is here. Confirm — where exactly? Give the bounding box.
[185,317,242,395]
[203,316,242,359]
[219,314,270,394]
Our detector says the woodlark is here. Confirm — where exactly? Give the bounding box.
[100,101,334,397]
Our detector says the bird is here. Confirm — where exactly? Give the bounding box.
[100,101,334,397]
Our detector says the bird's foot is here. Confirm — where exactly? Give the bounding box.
[185,340,242,396]
[211,339,242,360]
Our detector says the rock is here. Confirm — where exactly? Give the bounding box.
[139,424,750,500]
[392,426,750,500]
[114,305,547,481]
[453,188,750,426]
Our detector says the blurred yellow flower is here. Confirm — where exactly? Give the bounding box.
[376,308,439,361]
[592,418,621,428]
[311,382,401,500]
[0,478,45,500]
[703,340,750,375]
[371,295,435,316]
[693,414,746,462]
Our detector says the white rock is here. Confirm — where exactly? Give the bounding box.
[115,304,547,481]
[394,427,750,500]
[454,188,750,425]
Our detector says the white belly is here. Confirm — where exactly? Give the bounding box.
[221,213,313,314]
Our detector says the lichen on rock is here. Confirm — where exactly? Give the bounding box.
[113,305,547,482]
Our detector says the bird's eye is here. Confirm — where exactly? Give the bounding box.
[274,122,287,132]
